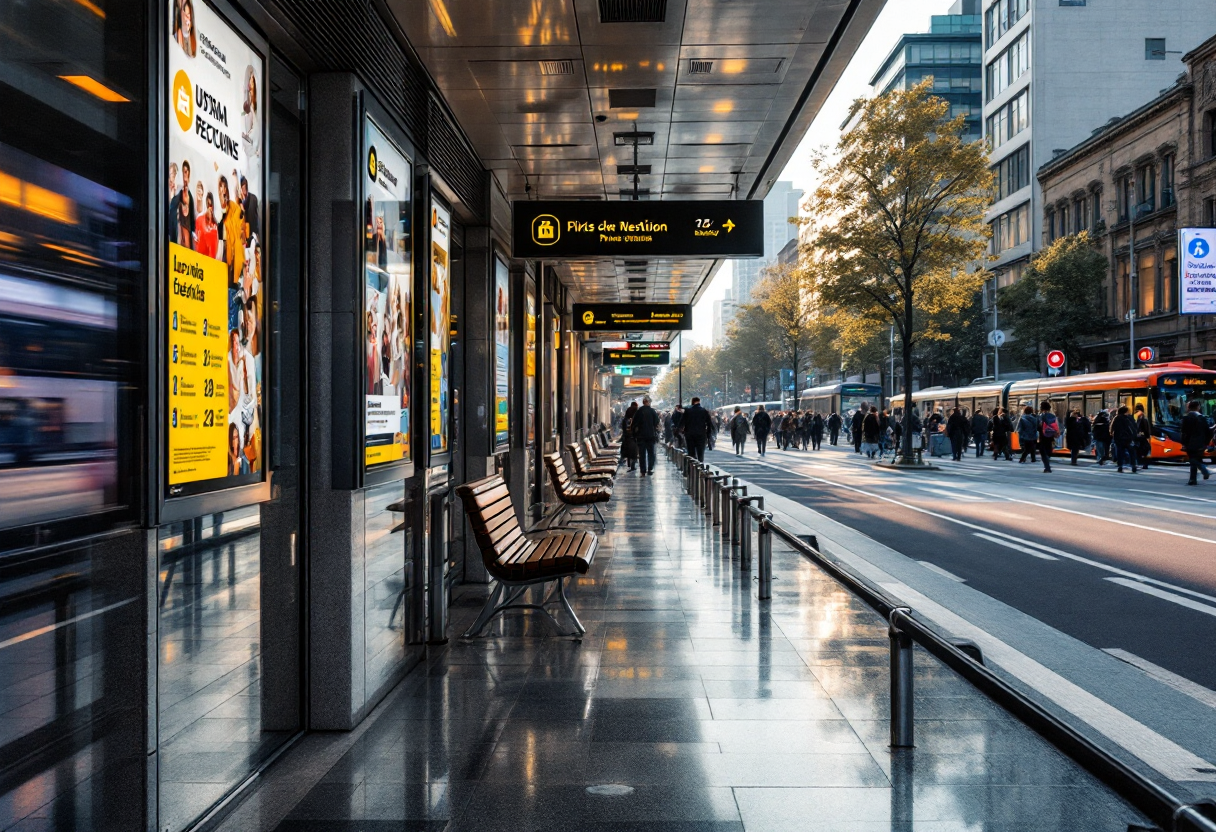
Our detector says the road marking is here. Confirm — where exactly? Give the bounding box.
[1130,489,1216,507]
[917,561,966,582]
[987,510,1035,521]
[1105,577,1216,619]
[973,532,1059,560]
[0,599,134,652]
[917,486,987,502]
[878,580,1216,783]
[1102,649,1216,711]
[1027,485,1216,519]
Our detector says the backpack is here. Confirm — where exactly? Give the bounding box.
[1041,414,1059,439]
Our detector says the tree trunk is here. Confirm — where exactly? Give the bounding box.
[898,291,918,464]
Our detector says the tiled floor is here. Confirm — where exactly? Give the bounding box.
[221,451,1147,832]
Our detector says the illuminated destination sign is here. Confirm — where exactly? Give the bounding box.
[603,349,670,366]
[574,303,691,331]
[603,340,670,351]
[512,200,764,258]
[1161,375,1216,388]
[624,377,653,388]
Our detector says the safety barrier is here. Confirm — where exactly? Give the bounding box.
[661,442,1216,832]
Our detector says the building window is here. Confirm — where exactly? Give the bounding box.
[985,0,1029,48]
[1045,207,1056,243]
[985,89,1030,150]
[1135,165,1156,215]
[1059,0,1086,5]
[986,30,1030,101]
[991,144,1029,200]
[1073,198,1085,234]
[1118,175,1133,221]
[1117,256,1130,318]
[1138,248,1158,316]
[1058,204,1070,239]
[1092,189,1104,229]
[1145,38,1166,60]
[1164,246,1178,312]
[991,202,1030,253]
[1161,154,1175,207]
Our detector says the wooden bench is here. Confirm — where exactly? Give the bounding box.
[567,443,616,482]
[543,452,612,530]
[587,435,619,461]
[455,474,596,637]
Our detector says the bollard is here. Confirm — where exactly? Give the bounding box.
[736,497,765,570]
[710,475,731,526]
[889,608,915,748]
[757,513,773,600]
[721,479,741,540]
[702,469,715,515]
[729,486,748,545]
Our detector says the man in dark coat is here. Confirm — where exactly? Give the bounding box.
[671,404,686,449]
[1181,400,1212,485]
[969,409,990,459]
[1134,404,1153,468]
[682,397,714,462]
[827,412,842,446]
[620,402,639,471]
[1112,405,1138,473]
[851,408,866,454]
[946,406,969,461]
[1091,408,1111,465]
[1065,409,1091,466]
[634,396,661,475]
[990,407,1013,461]
[752,405,772,455]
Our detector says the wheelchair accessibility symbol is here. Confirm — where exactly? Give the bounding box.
[532,214,559,246]
[1189,236,1210,259]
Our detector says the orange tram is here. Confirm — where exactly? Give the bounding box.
[894,363,1216,461]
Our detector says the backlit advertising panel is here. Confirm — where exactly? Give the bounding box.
[166,0,266,495]
[363,117,412,468]
[1179,228,1216,314]
[494,256,510,448]
[525,291,537,445]
[430,200,451,455]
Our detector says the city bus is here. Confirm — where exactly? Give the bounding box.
[893,363,1216,460]
[797,382,884,420]
[717,400,782,420]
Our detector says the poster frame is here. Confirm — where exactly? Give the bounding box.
[492,248,511,452]
[361,92,418,489]
[1179,227,1216,315]
[424,188,452,472]
[159,0,271,523]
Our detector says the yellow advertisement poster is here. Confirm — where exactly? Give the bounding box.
[168,241,229,482]
[429,202,451,454]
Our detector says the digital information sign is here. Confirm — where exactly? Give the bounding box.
[573,303,691,332]
[603,349,670,366]
[512,200,764,259]
[602,340,670,351]
[1180,228,1216,314]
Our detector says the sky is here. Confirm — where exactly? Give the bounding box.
[685,0,957,351]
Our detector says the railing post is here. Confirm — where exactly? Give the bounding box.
[710,475,731,526]
[757,513,773,600]
[889,608,915,748]
[736,497,764,570]
[729,486,748,545]
[702,469,715,515]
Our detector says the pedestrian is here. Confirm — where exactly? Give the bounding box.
[1065,408,1091,466]
[828,411,842,446]
[1181,399,1212,485]
[752,404,772,455]
[1016,405,1039,464]
[671,404,686,449]
[810,411,824,451]
[620,401,639,471]
[1037,400,1059,473]
[970,407,990,459]
[1112,405,1138,473]
[729,406,750,455]
[891,408,904,453]
[1091,408,1111,465]
[633,396,661,475]
[1134,404,1153,468]
[783,411,798,450]
[990,407,1013,461]
[682,397,713,462]
[946,406,968,462]
[862,406,882,459]
[851,407,866,454]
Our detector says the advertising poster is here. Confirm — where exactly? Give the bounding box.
[525,292,536,446]
[364,117,412,468]
[167,0,265,491]
[1180,228,1216,314]
[494,257,510,447]
[429,201,451,454]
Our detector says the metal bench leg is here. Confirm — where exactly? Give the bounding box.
[591,503,607,529]
[463,581,506,638]
[555,576,585,635]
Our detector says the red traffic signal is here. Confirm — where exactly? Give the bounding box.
[1046,350,1066,369]
[1137,346,1157,363]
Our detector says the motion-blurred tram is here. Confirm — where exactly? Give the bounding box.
[893,364,1216,460]
[797,382,884,419]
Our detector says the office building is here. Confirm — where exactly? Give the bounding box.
[731,180,802,306]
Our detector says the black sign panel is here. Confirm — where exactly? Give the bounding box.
[603,349,671,366]
[513,200,764,258]
[574,303,691,331]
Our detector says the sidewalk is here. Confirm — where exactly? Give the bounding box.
[214,455,1147,831]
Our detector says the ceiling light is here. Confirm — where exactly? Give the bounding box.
[699,165,714,173]
[719,59,747,74]
[713,101,733,114]
[59,75,128,102]
[614,131,654,146]
[428,0,457,37]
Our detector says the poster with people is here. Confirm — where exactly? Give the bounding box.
[166,0,265,491]
[430,201,451,455]
[364,116,412,468]
[525,292,536,445]
[494,256,510,448]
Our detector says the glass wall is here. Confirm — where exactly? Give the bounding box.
[364,481,410,688]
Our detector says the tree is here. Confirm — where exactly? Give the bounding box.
[654,345,719,406]
[997,231,1108,371]
[806,78,993,463]
[717,305,782,401]
[755,262,815,404]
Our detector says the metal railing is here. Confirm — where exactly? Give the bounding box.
[662,442,1216,832]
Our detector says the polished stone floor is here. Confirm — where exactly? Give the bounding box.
[215,451,1146,832]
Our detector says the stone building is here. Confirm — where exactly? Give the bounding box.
[1036,33,1216,371]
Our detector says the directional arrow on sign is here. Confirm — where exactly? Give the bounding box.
[723,219,735,233]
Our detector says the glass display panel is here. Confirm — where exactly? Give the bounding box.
[494,256,510,448]
[429,201,451,455]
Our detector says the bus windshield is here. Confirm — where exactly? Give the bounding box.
[1154,385,1216,428]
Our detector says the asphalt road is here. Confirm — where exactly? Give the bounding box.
[697,439,1216,697]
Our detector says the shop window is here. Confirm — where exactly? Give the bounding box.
[1163,247,1178,312]
[1145,38,1166,60]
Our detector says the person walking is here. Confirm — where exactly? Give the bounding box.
[671,404,686,449]
[1016,405,1039,465]
[682,397,713,462]
[862,406,882,459]
[752,404,772,455]
[1037,401,1059,473]
[728,407,750,455]
[810,411,824,451]
[1091,408,1111,465]
[851,407,866,454]
[1181,400,1212,485]
[1065,408,1091,466]
[620,401,639,471]
[1134,404,1153,469]
[634,396,661,475]
[970,408,990,459]
[1112,405,1138,473]
[989,407,1010,461]
[946,406,969,462]
[828,411,842,446]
